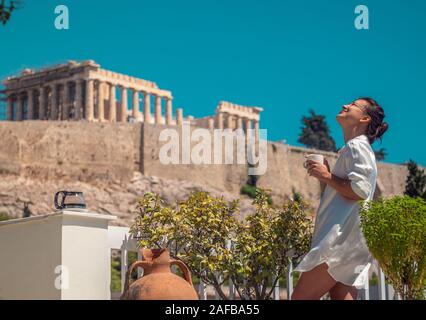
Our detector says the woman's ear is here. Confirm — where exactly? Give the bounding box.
[359,115,371,125]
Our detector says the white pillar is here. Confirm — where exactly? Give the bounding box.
[254,120,260,142]
[97,81,105,121]
[6,94,13,120]
[27,89,34,120]
[74,80,83,120]
[120,87,128,122]
[62,83,70,120]
[176,108,183,125]
[50,84,58,120]
[237,117,243,129]
[109,84,116,122]
[39,87,46,120]
[154,95,162,124]
[165,98,172,125]
[208,118,214,130]
[226,113,233,129]
[217,112,224,130]
[244,118,251,131]
[143,92,151,123]
[0,210,116,299]
[132,89,140,120]
[16,94,23,121]
[85,79,94,121]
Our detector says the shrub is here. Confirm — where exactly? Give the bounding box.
[241,184,257,199]
[130,189,313,300]
[241,185,273,205]
[0,212,10,222]
[359,195,426,300]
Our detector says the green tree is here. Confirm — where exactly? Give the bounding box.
[374,148,387,161]
[404,159,426,200]
[0,1,24,25]
[130,191,238,300]
[298,109,337,152]
[229,189,312,299]
[360,195,426,300]
[130,190,313,300]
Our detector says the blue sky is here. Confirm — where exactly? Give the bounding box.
[1,0,425,166]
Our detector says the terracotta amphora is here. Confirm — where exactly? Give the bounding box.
[120,248,199,300]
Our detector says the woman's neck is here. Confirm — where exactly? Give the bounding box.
[342,126,366,144]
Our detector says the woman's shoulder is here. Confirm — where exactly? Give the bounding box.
[346,137,377,165]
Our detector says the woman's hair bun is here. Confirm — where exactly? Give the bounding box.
[359,97,389,144]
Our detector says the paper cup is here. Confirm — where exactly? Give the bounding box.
[303,154,324,168]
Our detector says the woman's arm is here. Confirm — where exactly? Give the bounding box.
[306,160,363,201]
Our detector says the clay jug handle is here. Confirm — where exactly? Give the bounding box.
[170,259,193,286]
[123,261,151,293]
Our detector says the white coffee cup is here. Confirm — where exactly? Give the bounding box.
[303,154,324,169]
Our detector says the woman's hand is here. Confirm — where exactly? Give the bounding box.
[305,158,331,183]
[305,157,364,201]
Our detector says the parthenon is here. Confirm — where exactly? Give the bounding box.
[1,60,262,131]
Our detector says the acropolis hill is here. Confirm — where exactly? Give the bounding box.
[0,61,409,225]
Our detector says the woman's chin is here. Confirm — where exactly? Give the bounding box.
[335,115,344,125]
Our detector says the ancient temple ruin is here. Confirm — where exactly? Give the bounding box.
[1,60,262,132]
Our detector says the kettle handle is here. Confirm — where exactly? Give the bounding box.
[54,191,67,210]
[170,259,193,286]
[123,261,151,293]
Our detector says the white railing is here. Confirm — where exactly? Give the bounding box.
[108,226,397,300]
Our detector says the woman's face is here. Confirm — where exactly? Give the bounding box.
[336,99,371,129]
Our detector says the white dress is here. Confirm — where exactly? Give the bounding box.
[293,134,377,289]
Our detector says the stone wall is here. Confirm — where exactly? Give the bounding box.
[0,121,142,183]
[0,121,411,223]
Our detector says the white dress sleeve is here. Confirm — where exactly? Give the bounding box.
[345,141,374,200]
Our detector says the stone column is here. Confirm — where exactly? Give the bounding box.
[208,118,215,130]
[97,81,105,121]
[254,120,260,141]
[237,117,243,129]
[74,80,83,120]
[132,89,140,120]
[143,92,151,123]
[244,118,252,145]
[120,87,128,122]
[244,118,251,132]
[165,98,172,125]
[109,83,116,122]
[226,113,233,129]
[154,95,162,124]
[27,89,34,120]
[216,112,224,129]
[176,108,183,125]
[62,83,70,120]
[85,79,94,121]
[16,94,23,121]
[6,95,13,120]
[50,84,58,120]
[39,87,46,120]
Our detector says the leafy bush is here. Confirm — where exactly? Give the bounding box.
[130,189,313,300]
[241,184,257,198]
[0,212,10,222]
[359,195,426,300]
[241,185,273,205]
[229,190,312,299]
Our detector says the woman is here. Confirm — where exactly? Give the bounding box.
[291,97,389,300]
